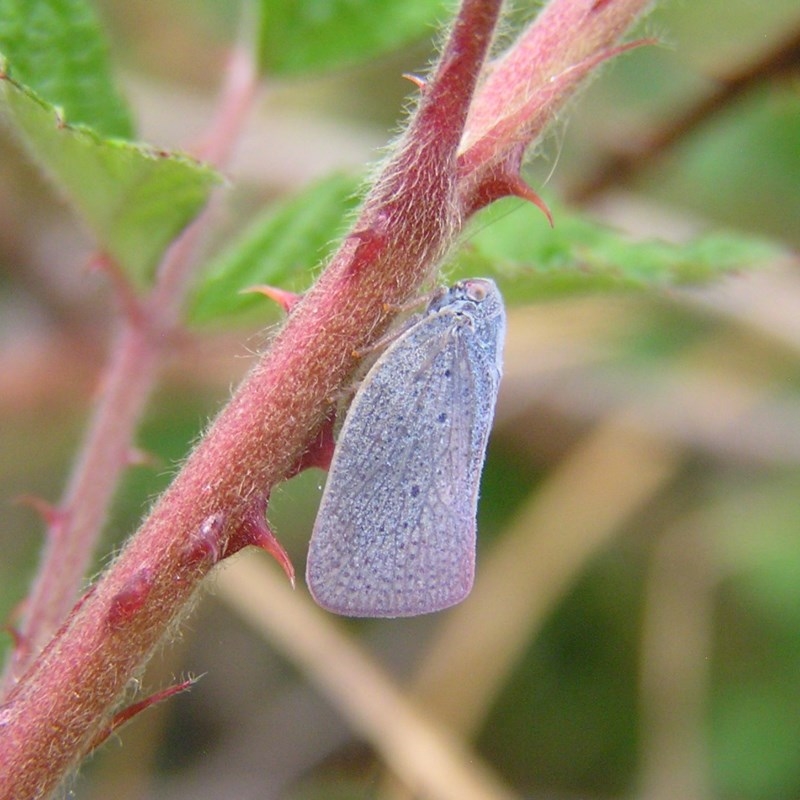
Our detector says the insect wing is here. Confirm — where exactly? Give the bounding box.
[307,280,504,617]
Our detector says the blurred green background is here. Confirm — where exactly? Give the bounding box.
[2,1,800,798]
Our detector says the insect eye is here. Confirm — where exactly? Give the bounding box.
[464,279,489,302]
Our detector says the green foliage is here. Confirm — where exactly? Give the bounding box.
[0,0,133,137]
[713,681,800,799]
[190,179,782,327]
[0,0,220,286]
[481,550,643,795]
[190,173,363,324]
[255,0,448,75]
[455,196,783,299]
[0,69,220,285]
[709,475,800,797]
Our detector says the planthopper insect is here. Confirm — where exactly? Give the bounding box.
[306,278,505,617]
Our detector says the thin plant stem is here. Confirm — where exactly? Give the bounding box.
[2,47,259,689]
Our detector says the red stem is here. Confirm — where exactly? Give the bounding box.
[3,323,159,686]
[1,47,259,688]
[0,3,502,796]
[0,2,654,796]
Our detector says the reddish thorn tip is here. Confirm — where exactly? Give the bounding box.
[402,73,427,91]
[242,285,302,313]
[251,518,295,585]
[14,495,68,531]
[517,185,554,228]
[87,677,198,754]
[498,172,554,226]
[228,503,296,585]
[127,447,159,468]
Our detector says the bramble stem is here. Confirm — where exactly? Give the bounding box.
[1,49,260,692]
[0,2,652,796]
[0,3,502,796]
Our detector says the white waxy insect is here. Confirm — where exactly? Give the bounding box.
[306,278,505,617]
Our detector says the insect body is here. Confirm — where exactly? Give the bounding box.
[306,278,505,617]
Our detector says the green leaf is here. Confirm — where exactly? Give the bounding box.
[0,0,133,139]
[713,682,800,800]
[453,196,783,300]
[190,178,782,326]
[256,0,447,76]
[0,68,221,286]
[189,172,363,324]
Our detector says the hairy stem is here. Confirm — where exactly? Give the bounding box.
[0,2,654,796]
[1,47,258,688]
[0,2,503,796]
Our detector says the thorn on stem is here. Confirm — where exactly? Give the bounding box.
[288,416,336,476]
[242,285,303,314]
[86,677,198,754]
[14,495,69,535]
[473,176,553,225]
[345,225,389,276]
[508,177,554,227]
[402,73,428,92]
[107,567,156,630]
[224,499,296,587]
